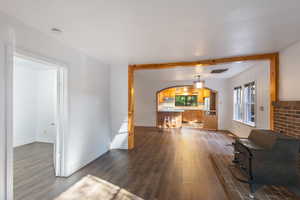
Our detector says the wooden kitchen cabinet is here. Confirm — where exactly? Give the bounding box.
[182,110,203,123]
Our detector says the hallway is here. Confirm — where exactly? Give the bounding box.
[14,127,232,200]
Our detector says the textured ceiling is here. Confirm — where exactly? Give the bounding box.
[135,60,268,81]
[1,0,300,64]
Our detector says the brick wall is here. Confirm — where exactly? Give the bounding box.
[273,101,300,138]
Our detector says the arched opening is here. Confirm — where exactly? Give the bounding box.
[156,85,218,130]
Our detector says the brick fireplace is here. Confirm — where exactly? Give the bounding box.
[273,101,300,138]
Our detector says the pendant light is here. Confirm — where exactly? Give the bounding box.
[193,75,205,89]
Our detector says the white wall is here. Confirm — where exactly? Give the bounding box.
[13,62,57,147]
[0,10,111,183]
[67,59,110,174]
[279,41,300,101]
[13,65,39,147]
[134,77,230,130]
[36,69,57,144]
[228,61,270,137]
[109,63,128,149]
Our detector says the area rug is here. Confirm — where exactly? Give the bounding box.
[55,175,143,200]
[210,154,297,200]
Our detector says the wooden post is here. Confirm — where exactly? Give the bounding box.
[128,65,135,149]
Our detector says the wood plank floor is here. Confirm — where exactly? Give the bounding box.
[14,142,56,200]
[14,127,233,200]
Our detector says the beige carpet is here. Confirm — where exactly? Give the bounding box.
[210,154,297,200]
[55,175,144,200]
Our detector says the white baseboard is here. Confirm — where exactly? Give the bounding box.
[13,138,36,147]
[65,148,109,177]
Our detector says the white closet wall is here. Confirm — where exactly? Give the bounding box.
[13,60,57,147]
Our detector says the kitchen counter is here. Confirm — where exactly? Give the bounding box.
[157,111,182,128]
[157,109,217,129]
[158,106,204,112]
[158,109,184,112]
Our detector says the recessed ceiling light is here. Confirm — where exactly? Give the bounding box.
[51,28,63,34]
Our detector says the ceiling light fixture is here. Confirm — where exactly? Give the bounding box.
[193,75,205,89]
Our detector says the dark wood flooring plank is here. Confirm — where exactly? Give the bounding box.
[14,128,231,200]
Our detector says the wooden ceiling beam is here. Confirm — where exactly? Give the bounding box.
[131,53,278,70]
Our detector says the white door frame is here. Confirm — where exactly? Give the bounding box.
[55,60,68,177]
[3,43,14,200]
[4,48,69,199]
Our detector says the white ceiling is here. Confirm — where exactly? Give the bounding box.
[135,60,267,81]
[1,0,300,64]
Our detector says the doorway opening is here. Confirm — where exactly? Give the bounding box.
[129,53,278,149]
[12,53,67,199]
[156,85,218,130]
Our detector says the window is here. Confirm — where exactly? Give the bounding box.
[175,95,198,106]
[233,87,243,121]
[244,82,256,126]
[233,82,256,127]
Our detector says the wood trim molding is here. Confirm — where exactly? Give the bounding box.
[132,53,278,70]
[269,54,279,130]
[128,53,279,149]
[128,65,135,149]
[273,101,300,109]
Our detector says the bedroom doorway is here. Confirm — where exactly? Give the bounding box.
[12,52,68,199]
